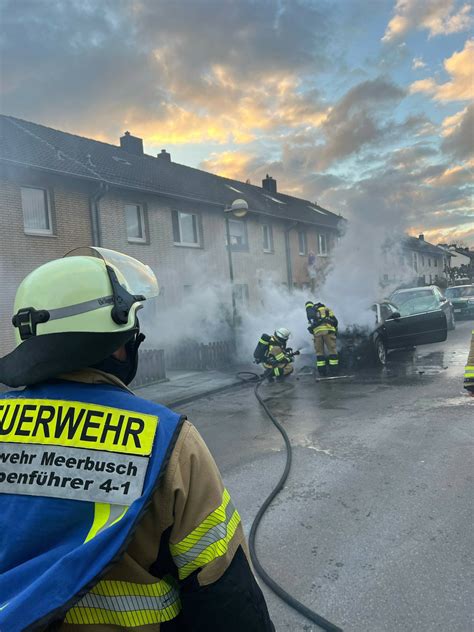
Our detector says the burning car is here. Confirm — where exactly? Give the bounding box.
[445,285,474,320]
[338,301,448,366]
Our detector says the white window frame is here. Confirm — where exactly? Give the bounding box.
[318,233,328,256]
[262,224,274,253]
[175,211,201,247]
[125,203,147,243]
[298,230,307,256]
[227,218,248,250]
[21,186,53,236]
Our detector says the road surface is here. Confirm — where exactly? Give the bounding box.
[179,320,473,632]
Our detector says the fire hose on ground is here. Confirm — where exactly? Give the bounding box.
[236,371,343,632]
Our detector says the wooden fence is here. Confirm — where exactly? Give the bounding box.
[131,348,167,388]
[165,340,235,371]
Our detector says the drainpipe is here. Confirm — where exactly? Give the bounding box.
[284,222,298,292]
[89,182,108,246]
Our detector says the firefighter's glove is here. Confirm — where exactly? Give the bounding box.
[307,326,314,334]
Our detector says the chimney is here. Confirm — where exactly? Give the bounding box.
[158,148,171,162]
[418,234,424,241]
[262,174,277,194]
[120,131,143,156]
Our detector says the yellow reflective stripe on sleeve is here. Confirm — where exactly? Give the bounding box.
[274,352,286,361]
[464,372,474,378]
[465,366,474,370]
[169,488,241,580]
[259,338,270,345]
[274,368,281,376]
[84,503,128,543]
[65,575,181,625]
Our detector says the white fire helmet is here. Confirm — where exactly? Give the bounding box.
[274,327,291,341]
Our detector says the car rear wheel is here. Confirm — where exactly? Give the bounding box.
[374,337,387,366]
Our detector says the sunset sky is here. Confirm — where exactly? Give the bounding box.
[1,0,473,245]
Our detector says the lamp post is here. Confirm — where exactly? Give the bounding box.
[224,198,249,329]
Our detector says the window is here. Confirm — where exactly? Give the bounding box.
[172,210,201,246]
[21,186,52,235]
[227,219,248,250]
[428,258,432,267]
[434,258,438,267]
[262,224,273,252]
[421,255,425,266]
[413,252,418,272]
[318,233,328,256]
[125,204,147,242]
[298,230,307,255]
[234,284,249,309]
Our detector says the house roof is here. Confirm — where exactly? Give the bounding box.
[404,236,450,257]
[0,114,342,230]
[453,247,474,260]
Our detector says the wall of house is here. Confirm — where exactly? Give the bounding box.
[408,249,447,285]
[0,167,92,355]
[289,225,334,289]
[0,167,339,357]
[98,190,291,314]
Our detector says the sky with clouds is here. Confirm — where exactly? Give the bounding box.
[1,0,473,245]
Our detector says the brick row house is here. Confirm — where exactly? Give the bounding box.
[0,115,342,355]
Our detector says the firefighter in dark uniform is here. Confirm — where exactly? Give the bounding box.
[0,247,274,632]
[305,301,339,376]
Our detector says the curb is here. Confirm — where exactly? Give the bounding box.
[150,378,248,409]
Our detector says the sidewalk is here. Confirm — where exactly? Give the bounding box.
[133,364,259,408]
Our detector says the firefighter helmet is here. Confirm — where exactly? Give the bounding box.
[274,327,291,341]
[0,247,158,387]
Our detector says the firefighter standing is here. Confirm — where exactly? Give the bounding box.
[260,327,296,382]
[464,329,474,396]
[306,301,339,376]
[0,247,274,631]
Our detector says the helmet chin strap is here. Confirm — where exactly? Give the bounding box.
[91,326,146,385]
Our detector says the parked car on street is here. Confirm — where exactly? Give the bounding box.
[339,301,448,366]
[445,285,474,319]
[389,285,456,330]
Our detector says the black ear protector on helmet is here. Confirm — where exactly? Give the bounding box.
[106,265,146,325]
[91,320,145,385]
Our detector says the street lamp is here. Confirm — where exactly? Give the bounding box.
[224,199,249,329]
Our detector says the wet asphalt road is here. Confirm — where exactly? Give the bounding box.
[179,321,473,632]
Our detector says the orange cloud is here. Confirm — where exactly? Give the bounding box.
[425,160,474,186]
[410,38,474,101]
[410,223,474,245]
[200,151,257,180]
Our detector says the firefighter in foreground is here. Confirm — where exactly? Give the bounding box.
[254,327,299,382]
[305,300,339,376]
[464,328,474,396]
[0,247,274,632]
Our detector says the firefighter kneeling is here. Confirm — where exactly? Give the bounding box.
[254,328,298,382]
[306,301,339,377]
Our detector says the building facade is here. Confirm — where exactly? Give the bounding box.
[0,115,342,355]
